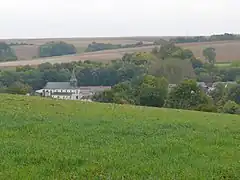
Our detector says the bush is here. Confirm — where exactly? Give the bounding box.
[223,100,240,114]
[196,104,217,113]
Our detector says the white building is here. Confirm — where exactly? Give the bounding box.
[36,70,111,100]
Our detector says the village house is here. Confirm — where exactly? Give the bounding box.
[35,70,111,101]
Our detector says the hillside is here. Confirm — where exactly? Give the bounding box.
[1,37,240,67]
[0,94,239,179]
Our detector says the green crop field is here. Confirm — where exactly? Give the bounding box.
[0,94,239,179]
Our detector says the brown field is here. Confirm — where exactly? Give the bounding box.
[5,37,152,60]
[1,37,240,67]
[0,46,156,68]
[179,40,240,62]
[11,45,39,60]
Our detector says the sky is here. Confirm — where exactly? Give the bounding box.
[0,0,239,38]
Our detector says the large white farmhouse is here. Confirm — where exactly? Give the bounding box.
[36,70,111,100]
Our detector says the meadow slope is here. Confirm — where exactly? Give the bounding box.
[0,94,239,179]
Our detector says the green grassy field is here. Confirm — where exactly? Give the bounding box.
[0,94,239,179]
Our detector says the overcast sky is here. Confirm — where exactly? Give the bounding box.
[0,0,239,38]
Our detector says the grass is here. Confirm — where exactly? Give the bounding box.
[0,94,239,179]
[215,62,232,67]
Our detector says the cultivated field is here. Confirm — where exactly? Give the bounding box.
[1,37,240,67]
[0,46,156,67]
[180,40,240,62]
[5,37,152,60]
[11,45,39,60]
[0,94,239,179]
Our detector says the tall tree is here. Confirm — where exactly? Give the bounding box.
[138,75,168,107]
[203,47,216,64]
[165,79,210,110]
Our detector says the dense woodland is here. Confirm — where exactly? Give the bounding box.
[38,41,77,57]
[85,41,152,52]
[0,41,239,114]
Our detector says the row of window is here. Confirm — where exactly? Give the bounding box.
[44,89,80,94]
[52,95,79,100]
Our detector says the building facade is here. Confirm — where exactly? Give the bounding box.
[36,70,111,100]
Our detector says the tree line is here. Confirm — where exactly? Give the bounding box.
[85,41,152,52]
[169,33,240,44]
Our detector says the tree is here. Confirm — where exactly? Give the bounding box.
[182,49,195,59]
[94,75,168,108]
[209,83,226,104]
[138,75,168,107]
[203,47,216,64]
[0,42,18,62]
[227,84,240,104]
[165,79,210,110]
[191,58,203,69]
[6,81,32,95]
[39,41,77,57]
[158,42,178,60]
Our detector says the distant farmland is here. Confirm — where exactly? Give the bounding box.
[179,40,240,62]
[1,37,240,67]
[0,46,156,67]
[6,37,152,60]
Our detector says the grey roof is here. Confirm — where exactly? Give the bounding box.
[79,86,111,92]
[43,82,111,91]
[44,82,74,89]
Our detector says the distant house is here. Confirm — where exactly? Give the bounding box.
[168,84,177,91]
[36,70,111,101]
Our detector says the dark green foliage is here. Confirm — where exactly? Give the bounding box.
[94,75,169,107]
[170,33,240,44]
[223,100,240,114]
[85,41,152,52]
[165,79,210,110]
[39,41,77,57]
[154,42,195,61]
[209,83,226,104]
[170,36,208,43]
[138,75,168,107]
[0,56,148,91]
[0,42,18,62]
[5,81,32,95]
[227,84,240,104]
[150,58,196,84]
[85,42,122,52]
[220,67,240,81]
[191,58,203,69]
[203,47,216,64]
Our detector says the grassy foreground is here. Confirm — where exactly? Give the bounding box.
[0,95,239,179]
